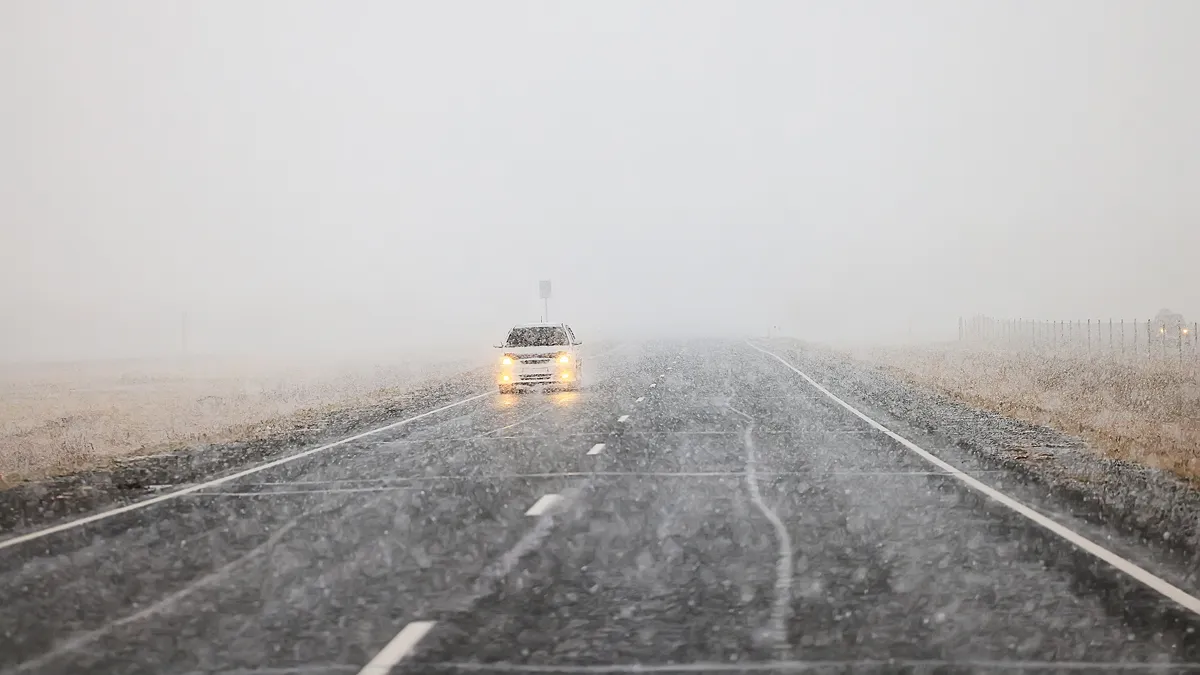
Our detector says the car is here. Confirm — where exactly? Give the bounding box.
[495,322,584,393]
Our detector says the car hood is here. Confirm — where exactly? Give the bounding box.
[500,346,571,357]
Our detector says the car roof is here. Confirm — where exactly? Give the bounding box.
[511,322,568,328]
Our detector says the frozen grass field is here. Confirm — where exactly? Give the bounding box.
[0,353,482,483]
[863,345,1200,481]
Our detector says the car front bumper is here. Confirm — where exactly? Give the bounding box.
[498,363,578,388]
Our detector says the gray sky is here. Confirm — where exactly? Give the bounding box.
[2,1,1197,360]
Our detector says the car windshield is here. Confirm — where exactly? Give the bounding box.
[505,327,568,347]
[12,5,1199,671]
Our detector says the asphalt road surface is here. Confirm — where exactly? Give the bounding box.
[2,341,1200,674]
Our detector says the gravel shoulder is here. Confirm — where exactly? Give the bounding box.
[771,338,1200,584]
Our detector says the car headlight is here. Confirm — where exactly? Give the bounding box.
[557,353,570,364]
[501,354,516,365]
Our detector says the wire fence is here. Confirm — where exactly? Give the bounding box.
[958,315,1200,366]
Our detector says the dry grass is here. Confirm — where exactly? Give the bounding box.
[0,354,480,484]
[858,345,1200,481]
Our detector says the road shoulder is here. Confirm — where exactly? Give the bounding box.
[766,338,1200,586]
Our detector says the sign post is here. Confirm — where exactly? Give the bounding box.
[539,280,552,322]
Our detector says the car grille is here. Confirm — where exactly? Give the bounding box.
[520,358,551,365]
[518,374,553,382]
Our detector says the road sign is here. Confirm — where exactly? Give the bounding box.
[539,280,552,299]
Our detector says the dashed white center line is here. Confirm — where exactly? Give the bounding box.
[525,494,563,516]
[587,443,606,455]
[636,396,645,403]
[358,620,436,674]
[617,415,630,423]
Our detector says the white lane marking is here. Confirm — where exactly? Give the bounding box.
[440,488,579,616]
[0,391,494,552]
[617,415,630,423]
[729,406,792,655]
[525,494,563,516]
[747,341,1200,617]
[357,620,436,674]
[587,443,606,455]
[635,396,645,403]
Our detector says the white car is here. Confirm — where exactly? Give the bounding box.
[495,322,584,393]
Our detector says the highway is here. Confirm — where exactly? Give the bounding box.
[2,341,1199,674]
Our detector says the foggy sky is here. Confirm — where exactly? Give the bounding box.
[3,1,1198,361]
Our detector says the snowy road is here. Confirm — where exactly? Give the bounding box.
[2,341,1200,674]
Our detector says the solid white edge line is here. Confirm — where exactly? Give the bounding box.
[358,620,436,674]
[587,443,606,455]
[525,494,562,516]
[746,340,1200,617]
[617,415,630,423]
[0,392,494,552]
